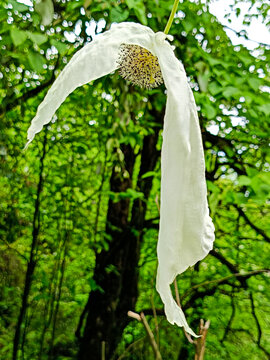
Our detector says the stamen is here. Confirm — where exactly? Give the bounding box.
[117,44,164,89]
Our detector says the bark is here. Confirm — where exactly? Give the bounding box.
[77,127,160,359]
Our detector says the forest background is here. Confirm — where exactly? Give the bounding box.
[0,0,269,359]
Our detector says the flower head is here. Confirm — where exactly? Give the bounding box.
[117,44,163,89]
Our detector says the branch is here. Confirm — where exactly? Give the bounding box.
[173,279,194,344]
[143,217,160,230]
[221,295,236,343]
[249,292,270,357]
[117,336,146,360]
[0,238,28,262]
[128,311,162,360]
[249,292,262,345]
[194,319,211,360]
[236,206,270,243]
[0,57,59,116]
[181,270,269,309]
[136,271,269,318]
[223,25,270,48]
[210,249,238,274]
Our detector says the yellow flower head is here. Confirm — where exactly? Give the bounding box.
[117,44,163,89]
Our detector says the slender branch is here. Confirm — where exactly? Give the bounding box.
[236,206,270,243]
[140,313,163,360]
[194,319,211,360]
[150,279,160,346]
[0,238,28,262]
[137,270,269,318]
[249,292,270,357]
[210,249,238,274]
[249,292,261,345]
[221,296,236,343]
[173,279,194,343]
[223,25,270,47]
[0,67,57,116]
[181,269,269,302]
[117,336,146,360]
[128,311,162,360]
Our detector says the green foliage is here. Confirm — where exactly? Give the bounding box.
[0,0,269,359]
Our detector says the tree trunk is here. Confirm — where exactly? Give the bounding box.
[78,127,160,359]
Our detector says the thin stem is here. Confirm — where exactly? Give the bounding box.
[164,0,179,34]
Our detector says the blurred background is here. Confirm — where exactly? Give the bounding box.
[0,0,269,359]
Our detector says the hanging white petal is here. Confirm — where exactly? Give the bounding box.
[25,22,215,336]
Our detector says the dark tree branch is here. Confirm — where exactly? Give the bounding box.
[236,206,270,243]
[249,292,270,357]
[221,295,236,343]
[223,25,270,47]
[0,57,59,116]
[181,269,269,310]
[136,270,269,316]
[210,249,239,274]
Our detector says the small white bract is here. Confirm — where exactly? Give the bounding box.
[117,44,163,89]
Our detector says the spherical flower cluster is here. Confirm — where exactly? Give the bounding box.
[117,44,163,89]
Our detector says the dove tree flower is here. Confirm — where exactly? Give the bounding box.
[25,6,215,337]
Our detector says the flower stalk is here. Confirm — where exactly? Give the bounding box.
[164,0,180,34]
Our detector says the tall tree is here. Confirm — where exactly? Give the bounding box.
[0,0,269,359]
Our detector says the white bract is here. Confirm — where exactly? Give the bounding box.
[26,22,215,337]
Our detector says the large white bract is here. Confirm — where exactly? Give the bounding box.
[26,22,215,337]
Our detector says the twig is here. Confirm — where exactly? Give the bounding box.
[128,311,141,322]
[223,25,270,47]
[154,194,160,213]
[117,336,146,360]
[101,341,106,360]
[140,313,162,360]
[173,279,194,344]
[127,311,162,360]
[210,249,238,274]
[150,276,160,346]
[194,319,211,360]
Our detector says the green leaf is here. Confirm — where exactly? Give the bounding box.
[10,27,27,46]
[27,51,46,73]
[203,103,217,119]
[134,7,147,26]
[237,176,251,186]
[183,20,193,33]
[248,77,261,91]
[222,86,240,99]
[197,73,209,92]
[8,0,29,12]
[126,0,147,25]
[50,39,68,55]
[27,32,48,45]
[110,7,129,23]
[35,0,54,26]
[207,56,221,66]
[257,103,270,116]
[209,81,222,96]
